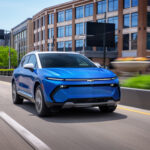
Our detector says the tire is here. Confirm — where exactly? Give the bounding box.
[99,105,117,113]
[35,85,48,117]
[12,82,23,104]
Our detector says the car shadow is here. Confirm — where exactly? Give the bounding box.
[19,101,128,124]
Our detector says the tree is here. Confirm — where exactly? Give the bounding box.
[0,46,17,69]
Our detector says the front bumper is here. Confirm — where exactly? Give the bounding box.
[43,78,120,108]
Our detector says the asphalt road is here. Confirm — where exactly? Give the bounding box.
[0,81,150,150]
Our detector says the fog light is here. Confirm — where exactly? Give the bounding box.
[110,84,115,87]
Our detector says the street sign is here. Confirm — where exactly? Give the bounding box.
[0,30,4,40]
[86,22,115,47]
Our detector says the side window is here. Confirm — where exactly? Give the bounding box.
[22,55,30,67]
[28,54,37,68]
[20,57,25,67]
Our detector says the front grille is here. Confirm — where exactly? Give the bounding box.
[66,97,112,103]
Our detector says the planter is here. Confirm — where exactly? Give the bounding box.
[121,87,150,110]
[0,71,13,76]
[112,61,150,72]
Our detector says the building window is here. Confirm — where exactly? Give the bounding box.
[37,19,39,28]
[48,14,54,24]
[65,25,72,37]
[132,0,138,7]
[97,0,106,14]
[147,33,150,49]
[65,41,72,51]
[43,16,45,26]
[131,33,137,50]
[34,34,36,42]
[85,3,93,17]
[123,34,129,50]
[48,43,52,51]
[39,32,41,41]
[34,21,36,30]
[123,14,130,28]
[51,28,54,38]
[147,12,150,27]
[108,0,118,12]
[131,12,138,27]
[58,26,64,38]
[51,14,54,24]
[76,6,84,19]
[39,19,41,28]
[107,35,118,51]
[48,29,51,39]
[66,9,72,21]
[58,11,65,23]
[76,40,83,51]
[42,30,45,40]
[57,42,64,51]
[76,23,84,35]
[124,0,130,9]
[48,28,54,39]
[108,16,118,29]
[98,19,105,23]
[48,14,51,24]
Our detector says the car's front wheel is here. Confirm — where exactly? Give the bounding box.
[12,82,23,104]
[99,105,117,113]
[35,85,48,117]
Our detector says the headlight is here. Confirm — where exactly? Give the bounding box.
[111,76,118,80]
[46,77,65,81]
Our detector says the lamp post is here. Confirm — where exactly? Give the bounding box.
[103,12,106,69]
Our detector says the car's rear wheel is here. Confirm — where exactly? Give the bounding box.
[12,82,23,104]
[99,105,117,113]
[35,85,48,117]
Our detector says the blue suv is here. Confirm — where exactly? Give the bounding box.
[12,52,120,116]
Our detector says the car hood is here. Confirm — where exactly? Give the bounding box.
[41,68,116,79]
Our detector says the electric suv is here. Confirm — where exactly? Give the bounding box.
[12,52,120,116]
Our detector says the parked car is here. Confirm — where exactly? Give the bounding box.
[12,52,120,116]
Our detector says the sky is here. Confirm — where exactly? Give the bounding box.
[0,0,70,31]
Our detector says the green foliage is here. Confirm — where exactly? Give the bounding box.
[0,69,14,71]
[0,46,17,68]
[122,75,150,90]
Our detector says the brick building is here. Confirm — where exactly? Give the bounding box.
[18,0,150,64]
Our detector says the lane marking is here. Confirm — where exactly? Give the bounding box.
[0,112,51,150]
[118,106,150,116]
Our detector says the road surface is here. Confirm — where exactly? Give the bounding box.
[0,81,150,150]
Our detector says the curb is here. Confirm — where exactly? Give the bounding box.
[0,76,12,83]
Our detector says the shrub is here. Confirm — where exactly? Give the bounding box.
[122,75,150,90]
[0,46,17,69]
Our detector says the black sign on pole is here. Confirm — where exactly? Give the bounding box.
[86,22,115,48]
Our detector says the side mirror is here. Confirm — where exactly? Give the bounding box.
[94,62,101,68]
[24,63,34,71]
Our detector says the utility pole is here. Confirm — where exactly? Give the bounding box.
[103,12,106,69]
[5,30,11,69]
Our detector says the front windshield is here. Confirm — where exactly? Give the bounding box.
[38,53,96,68]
